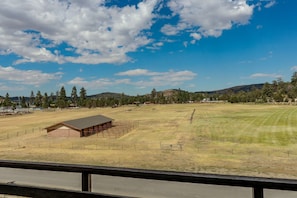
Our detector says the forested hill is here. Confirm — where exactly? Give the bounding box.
[87,83,265,98]
[199,83,264,95]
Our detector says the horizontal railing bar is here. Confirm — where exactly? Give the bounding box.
[1,160,297,191]
[0,183,135,198]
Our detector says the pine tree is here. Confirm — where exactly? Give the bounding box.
[79,87,87,107]
[71,86,78,106]
[57,86,67,108]
[29,91,35,106]
[35,90,43,107]
[42,92,49,108]
[4,93,11,107]
[20,96,27,108]
[48,92,55,107]
[151,88,157,103]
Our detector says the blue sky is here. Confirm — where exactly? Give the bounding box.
[0,0,296,96]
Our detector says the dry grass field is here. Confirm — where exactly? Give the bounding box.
[1,103,297,179]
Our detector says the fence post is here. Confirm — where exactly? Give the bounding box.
[82,172,92,192]
[253,187,264,198]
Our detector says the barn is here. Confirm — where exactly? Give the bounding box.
[46,115,113,137]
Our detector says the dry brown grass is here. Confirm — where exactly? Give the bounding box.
[1,104,297,179]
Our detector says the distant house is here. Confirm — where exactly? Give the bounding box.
[46,115,113,137]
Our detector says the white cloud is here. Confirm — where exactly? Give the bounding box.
[0,83,25,93]
[67,77,131,90]
[291,66,297,71]
[116,69,159,76]
[151,70,196,82]
[0,83,10,91]
[146,41,164,50]
[264,0,276,8]
[161,23,188,36]
[254,0,276,11]
[0,0,159,65]
[163,0,254,38]
[190,33,202,41]
[161,24,179,36]
[118,69,197,88]
[69,69,197,90]
[190,32,202,44]
[0,0,265,65]
[0,65,62,85]
[250,73,282,79]
[67,77,88,86]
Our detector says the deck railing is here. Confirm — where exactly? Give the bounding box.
[1,160,297,198]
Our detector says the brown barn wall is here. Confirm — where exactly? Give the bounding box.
[48,128,80,137]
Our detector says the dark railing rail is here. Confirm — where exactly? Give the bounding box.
[1,160,297,198]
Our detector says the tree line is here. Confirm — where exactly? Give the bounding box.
[0,85,204,109]
[0,86,87,109]
[2,72,297,108]
[217,72,297,103]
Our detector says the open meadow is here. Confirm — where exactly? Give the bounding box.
[1,103,297,179]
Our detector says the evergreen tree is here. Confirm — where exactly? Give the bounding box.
[71,86,78,106]
[291,72,297,86]
[35,90,43,107]
[29,91,35,106]
[57,86,67,108]
[20,96,27,108]
[262,82,273,102]
[79,87,87,107]
[151,88,157,103]
[159,92,166,104]
[4,93,11,107]
[120,93,128,106]
[42,92,49,108]
[48,92,55,107]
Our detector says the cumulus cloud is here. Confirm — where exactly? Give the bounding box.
[0,0,159,65]
[69,69,197,90]
[162,0,254,39]
[0,65,62,85]
[0,0,272,64]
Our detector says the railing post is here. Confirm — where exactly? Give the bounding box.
[253,187,264,198]
[82,172,91,192]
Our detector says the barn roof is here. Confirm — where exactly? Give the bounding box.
[63,115,112,130]
[46,115,113,131]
